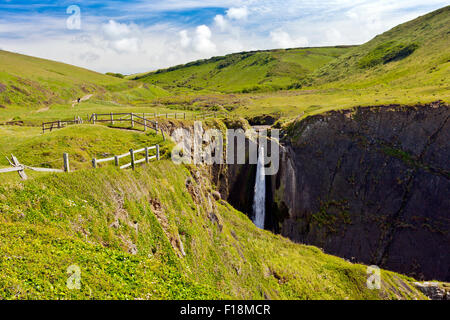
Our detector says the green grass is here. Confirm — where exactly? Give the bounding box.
[124,6,450,121]
[0,50,169,119]
[131,47,353,94]
[0,125,169,171]
[0,157,427,299]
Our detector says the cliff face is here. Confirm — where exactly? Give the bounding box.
[272,102,449,281]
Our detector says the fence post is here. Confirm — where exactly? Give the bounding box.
[144,115,147,131]
[166,113,168,119]
[156,145,160,160]
[184,113,186,120]
[92,158,97,168]
[145,147,149,163]
[155,121,158,133]
[42,123,45,134]
[93,113,96,125]
[131,113,134,128]
[63,153,70,172]
[58,120,61,128]
[110,112,114,125]
[114,156,119,167]
[130,149,135,170]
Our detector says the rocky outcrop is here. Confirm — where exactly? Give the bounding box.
[272,102,449,281]
[413,282,450,300]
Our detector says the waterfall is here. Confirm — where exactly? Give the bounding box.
[252,146,266,229]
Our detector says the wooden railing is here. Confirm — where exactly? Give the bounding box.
[1,143,161,180]
[89,112,159,132]
[42,117,83,133]
[92,144,160,170]
[40,111,227,135]
[0,154,68,180]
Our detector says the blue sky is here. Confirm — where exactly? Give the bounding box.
[0,0,448,74]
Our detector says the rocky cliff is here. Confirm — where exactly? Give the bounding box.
[272,102,449,281]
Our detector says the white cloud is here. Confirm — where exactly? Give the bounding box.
[101,20,142,53]
[194,25,216,54]
[214,14,229,32]
[226,7,248,20]
[179,30,191,48]
[270,30,308,49]
[1,1,448,74]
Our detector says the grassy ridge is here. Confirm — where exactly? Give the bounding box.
[131,47,353,93]
[0,157,427,299]
[315,6,450,88]
[0,50,168,114]
[127,7,449,121]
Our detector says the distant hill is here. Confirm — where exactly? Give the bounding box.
[314,6,450,89]
[0,50,168,110]
[129,46,354,93]
[132,6,449,96]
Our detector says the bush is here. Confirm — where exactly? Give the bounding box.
[358,41,419,68]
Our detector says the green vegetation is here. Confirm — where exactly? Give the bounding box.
[358,41,419,68]
[0,6,448,300]
[0,50,168,119]
[131,47,353,93]
[0,152,426,299]
[126,6,449,121]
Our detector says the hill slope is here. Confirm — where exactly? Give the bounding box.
[315,6,450,90]
[130,47,353,93]
[0,128,427,299]
[0,50,168,111]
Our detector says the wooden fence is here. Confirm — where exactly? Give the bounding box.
[92,144,160,170]
[0,144,160,180]
[41,111,227,135]
[0,154,68,180]
[42,116,83,133]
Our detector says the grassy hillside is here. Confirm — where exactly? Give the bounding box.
[311,5,450,99]
[0,159,427,299]
[130,47,353,93]
[130,6,449,120]
[0,50,168,114]
[315,6,449,89]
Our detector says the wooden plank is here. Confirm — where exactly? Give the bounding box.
[130,149,135,170]
[24,166,64,173]
[120,163,132,169]
[63,153,70,172]
[11,155,27,180]
[134,148,146,154]
[134,158,146,164]
[96,157,115,163]
[0,166,23,173]
[117,152,130,159]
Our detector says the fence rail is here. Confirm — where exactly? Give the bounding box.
[41,111,227,135]
[42,116,83,133]
[0,153,68,180]
[92,144,160,171]
[1,143,160,181]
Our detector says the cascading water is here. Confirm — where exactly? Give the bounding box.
[252,146,266,229]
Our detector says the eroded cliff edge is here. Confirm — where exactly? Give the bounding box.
[272,101,449,281]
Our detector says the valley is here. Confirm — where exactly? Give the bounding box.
[0,5,449,300]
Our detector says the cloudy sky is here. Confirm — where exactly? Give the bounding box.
[0,0,448,74]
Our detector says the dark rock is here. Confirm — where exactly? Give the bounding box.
[413,282,449,300]
[272,102,450,281]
